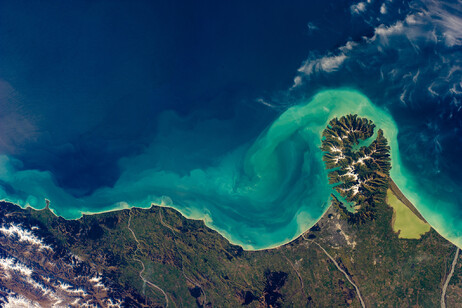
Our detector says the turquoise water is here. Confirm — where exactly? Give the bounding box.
[0,89,460,250]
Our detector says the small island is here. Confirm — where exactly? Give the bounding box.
[321,114,391,224]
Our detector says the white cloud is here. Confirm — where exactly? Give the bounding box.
[430,3,462,46]
[374,22,404,37]
[351,2,367,14]
[405,14,418,25]
[401,1,462,47]
[380,3,387,14]
[293,53,348,88]
[340,41,359,52]
[370,21,406,45]
[298,53,347,76]
[292,76,303,88]
[320,54,347,72]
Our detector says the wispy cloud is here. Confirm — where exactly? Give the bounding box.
[425,0,462,46]
[298,53,347,76]
[350,2,367,14]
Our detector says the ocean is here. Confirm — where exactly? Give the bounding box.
[0,0,461,250]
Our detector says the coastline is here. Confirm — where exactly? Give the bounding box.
[0,176,445,253]
[0,174,456,254]
[1,197,323,252]
[0,176,435,252]
[1,89,453,252]
[3,189,457,307]
[388,178,428,223]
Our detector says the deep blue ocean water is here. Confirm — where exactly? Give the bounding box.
[0,0,461,249]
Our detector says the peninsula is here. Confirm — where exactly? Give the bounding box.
[321,114,391,224]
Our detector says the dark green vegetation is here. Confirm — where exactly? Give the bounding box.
[321,114,391,224]
[0,202,148,307]
[0,188,458,307]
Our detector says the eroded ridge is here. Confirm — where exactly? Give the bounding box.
[321,114,391,224]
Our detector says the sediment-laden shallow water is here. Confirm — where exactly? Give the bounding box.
[0,0,461,250]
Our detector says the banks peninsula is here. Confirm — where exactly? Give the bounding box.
[321,114,391,224]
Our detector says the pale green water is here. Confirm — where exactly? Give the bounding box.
[1,89,460,250]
